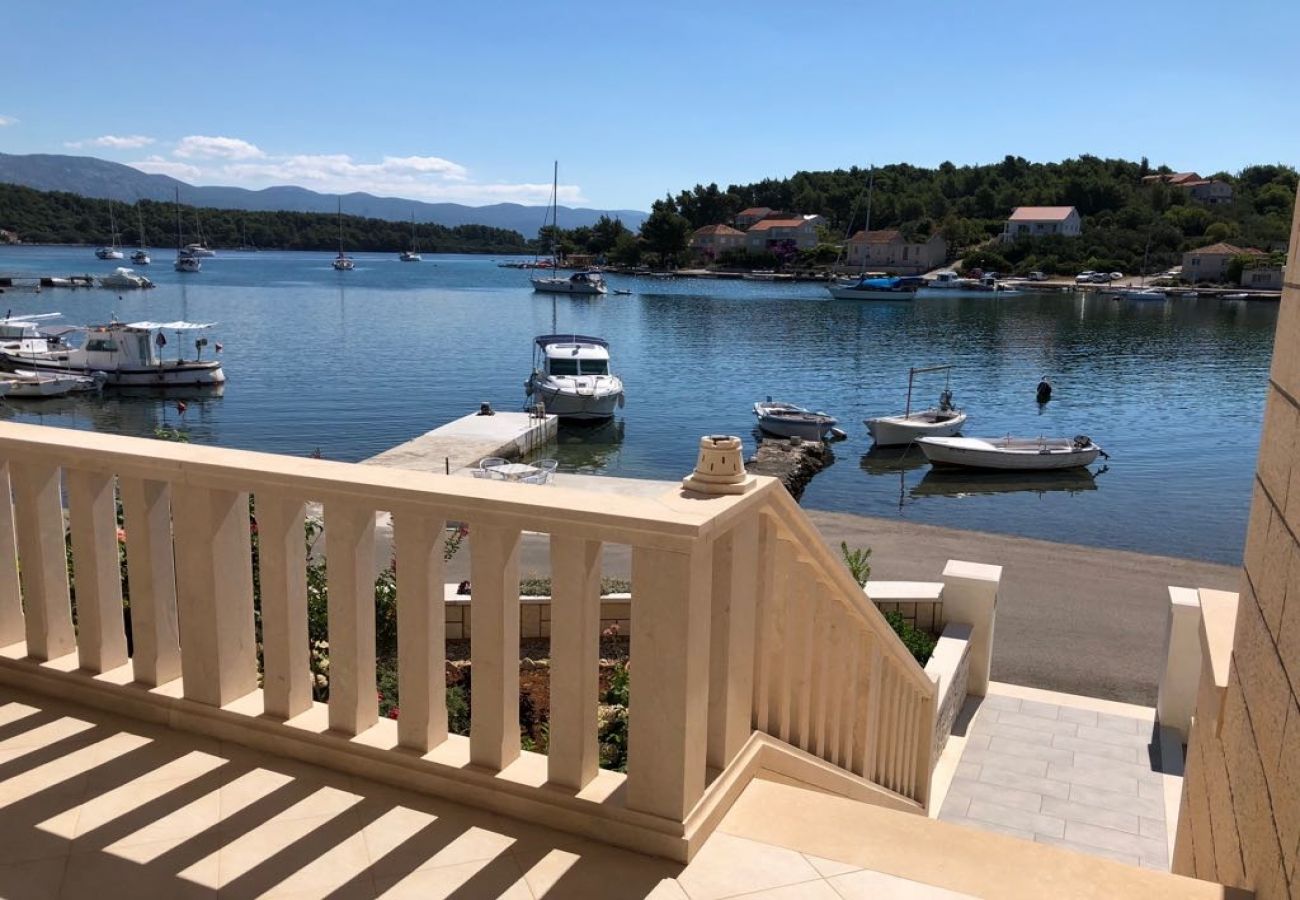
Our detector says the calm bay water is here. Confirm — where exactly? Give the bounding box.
[0,246,1278,564]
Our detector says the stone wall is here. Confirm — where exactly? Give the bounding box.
[1172,189,1300,898]
[443,587,630,640]
[926,623,972,761]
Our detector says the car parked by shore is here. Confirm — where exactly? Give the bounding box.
[1075,271,1096,283]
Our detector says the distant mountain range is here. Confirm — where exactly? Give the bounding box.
[0,153,647,238]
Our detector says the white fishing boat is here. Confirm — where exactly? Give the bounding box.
[525,334,624,420]
[0,320,226,387]
[95,201,124,259]
[866,364,967,446]
[173,188,202,273]
[530,162,608,295]
[916,435,1106,471]
[332,197,355,270]
[400,212,422,261]
[0,313,68,355]
[753,399,844,442]
[1117,287,1167,300]
[131,203,150,264]
[926,270,965,289]
[99,267,155,290]
[1,368,102,398]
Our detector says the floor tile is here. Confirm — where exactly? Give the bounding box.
[1033,834,1141,867]
[974,765,1071,800]
[803,853,860,878]
[674,832,820,900]
[1050,734,1139,764]
[1040,797,1140,834]
[965,799,1065,839]
[828,869,978,899]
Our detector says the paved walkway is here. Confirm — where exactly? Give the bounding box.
[938,687,1173,870]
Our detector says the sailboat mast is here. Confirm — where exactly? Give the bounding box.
[859,169,875,276]
[138,203,146,249]
[551,161,559,269]
[175,188,182,252]
[109,201,119,249]
[338,197,344,254]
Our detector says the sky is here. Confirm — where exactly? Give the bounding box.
[2,0,1297,211]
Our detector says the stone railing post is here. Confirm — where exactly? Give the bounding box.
[707,517,759,771]
[939,560,1002,697]
[1156,587,1202,740]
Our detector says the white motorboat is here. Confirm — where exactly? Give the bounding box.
[184,243,216,258]
[525,334,624,420]
[827,275,923,301]
[1117,287,1166,300]
[1,368,101,398]
[754,399,844,442]
[916,435,1105,470]
[866,364,967,446]
[532,270,606,294]
[173,187,202,273]
[99,267,155,290]
[332,197,355,270]
[131,250,151,265]
[926,270,965,289]
[0,320,226,387]
[94,247,124,260]
[400,212,422,261]
[1222,293,1249,300]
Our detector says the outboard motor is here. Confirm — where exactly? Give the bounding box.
[1036,378,1052,404]
[939,389,955,412]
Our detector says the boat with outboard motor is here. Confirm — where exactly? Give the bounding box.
[753,398,845,442]
[866,364,967,446]
[0,368,102,398]
[0,320,225,387]
[532,270,607,294]
[99,267,155,290]
[525,334,624,420]
[916,434,1106,470]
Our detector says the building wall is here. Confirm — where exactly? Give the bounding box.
[1243,267,1285,290]
[847,235,947,274]
[1002,211,1082,241]
[1172,186,1300,898]
[1183,252,1234,283]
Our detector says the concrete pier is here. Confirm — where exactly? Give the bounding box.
[365,409,557,475]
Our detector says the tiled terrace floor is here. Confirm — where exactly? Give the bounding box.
[937,685,1176,870]
[0,685,972,900]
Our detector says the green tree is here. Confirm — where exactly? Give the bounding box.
[639,198,692,267]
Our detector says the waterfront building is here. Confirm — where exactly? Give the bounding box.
[846,229,948,275]
[732,206,774,229]
[689,223,746,260]
[744,216,820,253]
[1183,241,1264,282]
[1002,205,1082,241]
[1241,264,1284,289]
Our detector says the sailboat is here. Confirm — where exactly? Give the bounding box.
[530,162,606,295]
[174,188,201,273]
[332,198,355,270]
[1115,233,1166,300]
[237,221,258,252]
[130,203,150,265]
[95,201,125,260]
[399,212,422,262]
[826,169,921,301]
[185,208,216,257]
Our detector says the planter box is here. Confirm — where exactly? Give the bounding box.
[443,585,631,640]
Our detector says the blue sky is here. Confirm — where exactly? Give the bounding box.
[2,0,1296,210]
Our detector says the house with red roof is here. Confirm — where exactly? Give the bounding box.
[732,207,774,229]
[689,224,746,259]
[1141,171,1234,204]
[744,217,821,254]
[1182,242,1265,282]
[846,230,948,275]
[1001,206,1082,241]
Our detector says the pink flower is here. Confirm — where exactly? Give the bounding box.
[116,527,127,543]
[388,707,399,720]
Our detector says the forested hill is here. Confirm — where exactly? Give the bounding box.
[0,184,532,254]
[665,156,1298,273]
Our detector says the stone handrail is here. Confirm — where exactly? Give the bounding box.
[0,422,936,859]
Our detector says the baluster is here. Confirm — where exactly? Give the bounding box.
[819,602,844,762]
[913,687,936,807]
[765,536,798,738]
[786,561,816,750]
[66,470,128,672]
[172,486,257,706]
[834,622,859,768]
[0,462,25,647]
[707,517,758,771]
[11,461,73,660]
[120,477,181,686]
[889,671,906,793]
[394,511,447,753]
[751,514,781,733]
[808,588,832,759]
[856,639,882,778]
[547,535,601,789]
[324,502,378,735]
[468,524,522,770]
[257,494,312,719]
[901,690,917,798]
[626,543,711,821]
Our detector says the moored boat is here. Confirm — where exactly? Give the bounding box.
[0,320,226,387]
[332,197,355,270]
[174,188,202,273]
[0,368,102,398]
[827,275,923,301]
[99,267,155,290]
[400,211,422,261]
[753,399,844,441]
[916,435,1105,470]
[867,364,967,446]
[532,270,606,294]
[525,334,624,420]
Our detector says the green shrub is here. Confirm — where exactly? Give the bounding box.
[883,611,936,667]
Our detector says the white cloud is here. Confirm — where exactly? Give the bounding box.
[0,115,17,126]
[128,155,202,180]
[66,134,155,149]
[174,135,265,160]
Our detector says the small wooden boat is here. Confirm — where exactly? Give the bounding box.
[753,399,844,442]
[866,364,967,446]
[916,435,1105,470]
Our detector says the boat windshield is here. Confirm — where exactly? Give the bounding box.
[548,358,608,376]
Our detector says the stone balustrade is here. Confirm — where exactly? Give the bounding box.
[0,422,937,862]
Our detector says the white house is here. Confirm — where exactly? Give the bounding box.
[1002,206,1082,241]
[745,218,820,254]
[846,230,948,275]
